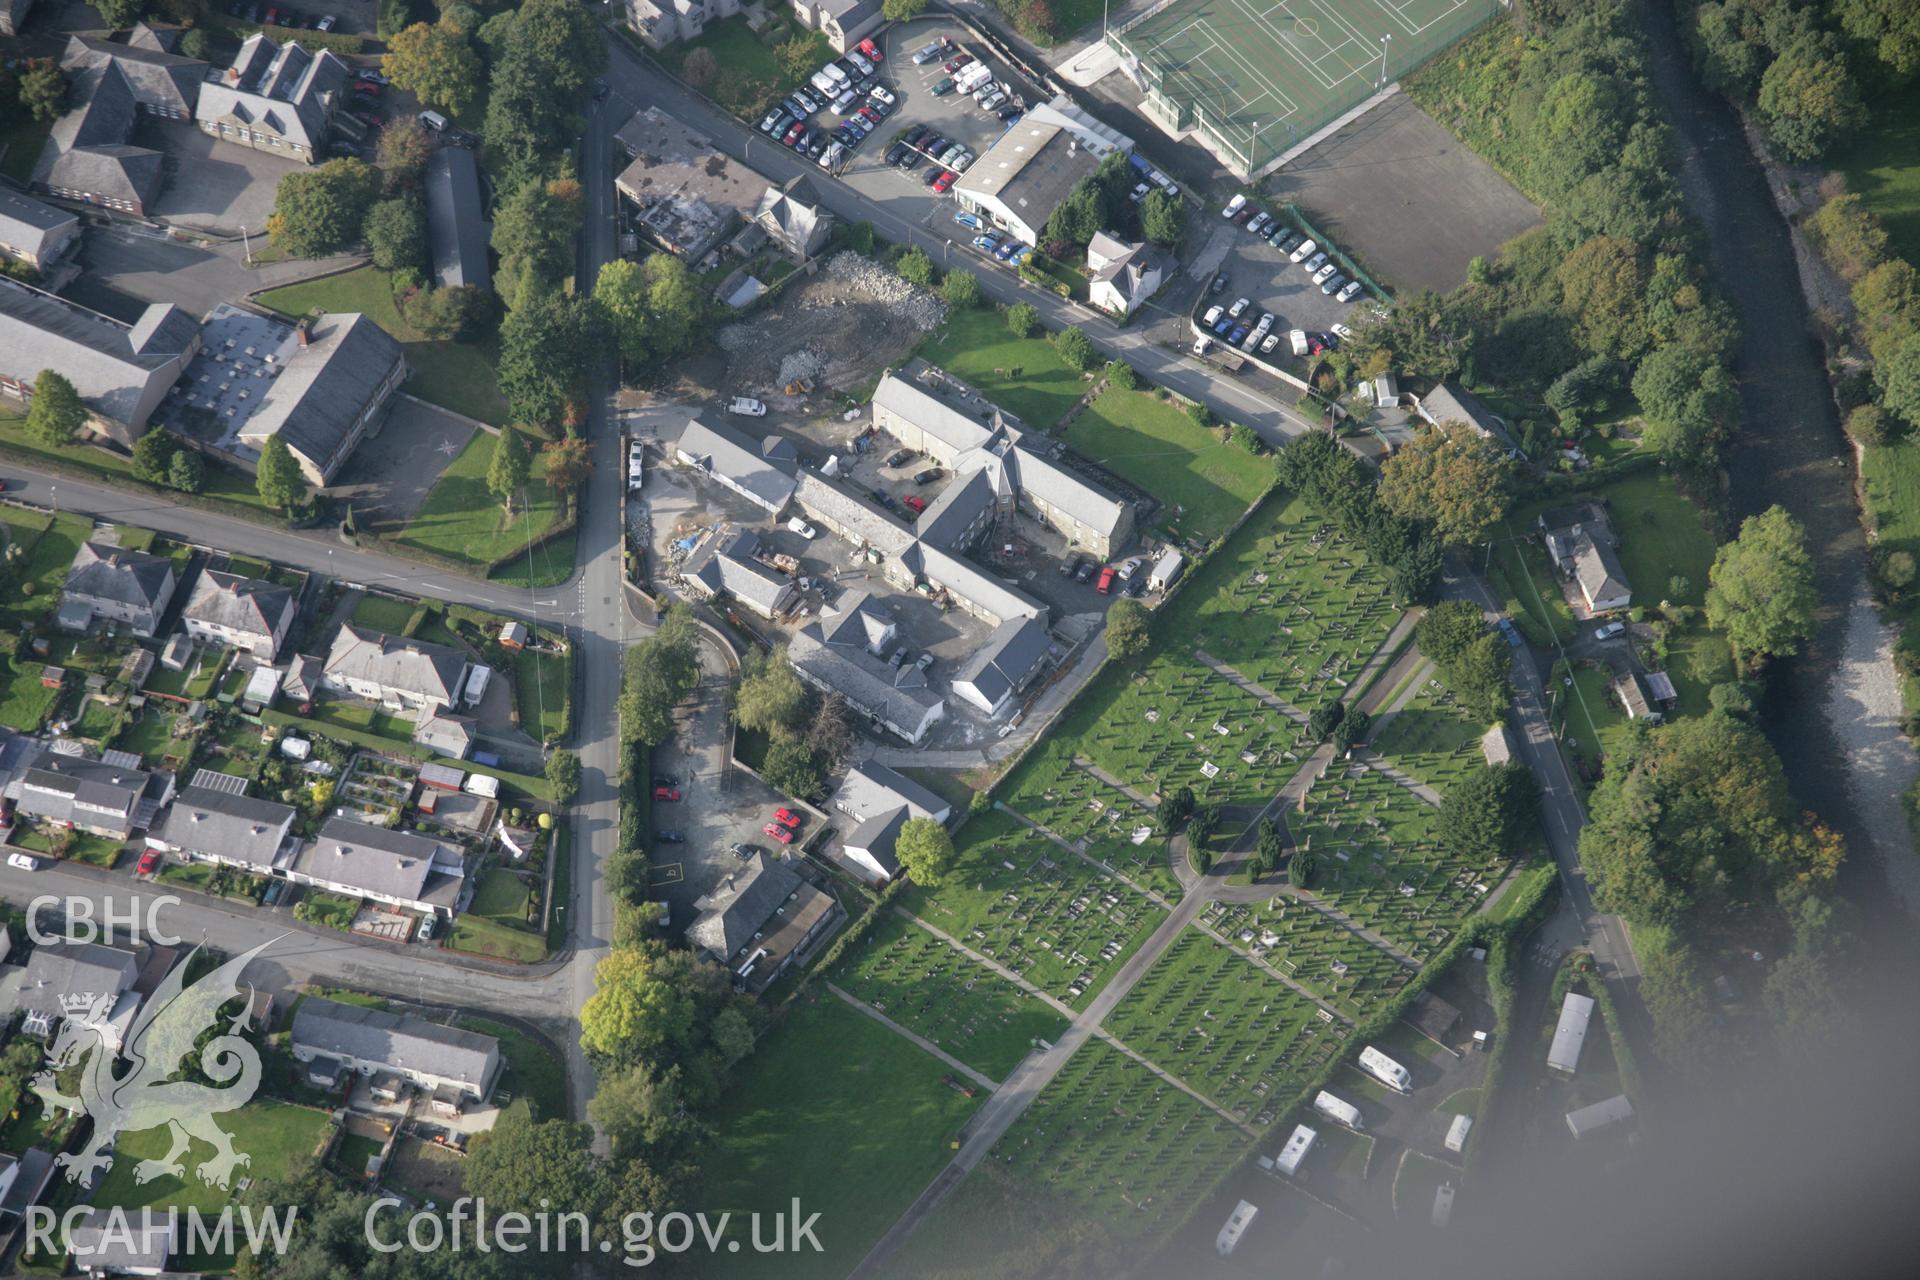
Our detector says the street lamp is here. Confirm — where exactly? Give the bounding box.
[1378,35,1392,89]
[240,224,253,267]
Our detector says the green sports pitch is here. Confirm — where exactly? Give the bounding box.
[1110,0,1503,174]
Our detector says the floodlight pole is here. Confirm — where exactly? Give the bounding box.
[1378,35,1392,90]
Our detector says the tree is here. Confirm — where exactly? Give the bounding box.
[896,817,955,886]
[1543,354,1617,428]
[594,258,652,365]
[1055,326,1095,371]
[1706,505,1818,665]
[1333,708,1370,753]
[941,269,981,308]
[1142,189,1186,245]
[167,448,204,494]
[1007,302,1039,338]
[363,195,427,274]
[403,283,494,340]
[465,1108,611,1235]
[1852,258,1920,363]
[131,431,177,484]
[1803,193,1888,282]
[1307,700,1345,742]
[762,735,825,799]
[620,608,701,747]
[1104,598,1151,662]
[1378,426,1511,549]
[268,158,380,257]
[883,0,928,19]
[383,21,484,118]
[1845,403,1895,448]
[1880,333,1920,428]
[25,370,86,447]
[1757,34,1866,161]
[493,179,583,304]
[1187,803,1222,846]
[896,248,934,287]
[1290,846,1317,889]
[1156,785,1195,834]
[1106,359,1137,391]
[499,288,595,428]
[255,435,306,513]
[375,117,436,186]
[640,254,703,365]
[486,426,530,516]
[17,61,64,123]
[1043,182,1103,246]
[682,46,719,89]
[94,0,146,27]
[589,1064,708,1163]
[1556,236,1651,359]
[1439,763,1538,862]
[733,647,808,736]
[580,948,697,1067]
[1836,0,1920,78]
[542,437,592,494]
[805,693,855,767]
[545,749,580,802]
[1631,343,1739,472]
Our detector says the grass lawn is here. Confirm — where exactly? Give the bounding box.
[833,911,1067,1080]
[308,698,415,741]
[1064,384,1274,542]
[514,644,572,743]
[448,914,548,963]
[0,663,62,733]
[349,593,417,634]
[1393,1149,1458,1224]
[914,306,1089,429]
[1551,659,1628,793]
[704,994,983,1279]
[397,430,571,579]
[470,867,536,924]
[0,411,276,516]
[294,890,360,930]
[255,266,508,425]
[0,112,54,184]
[332,1131,384,1181]
[1489,527,1576,646]
[1371,675,1488,796]
[459,1016,566,1120]
[1832,88,1920,264]
[655,16,832,120]
[0,510,94,630]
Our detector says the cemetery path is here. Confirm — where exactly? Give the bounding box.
[827,983,1000,1092]
[1188,916,1356,1024]
[1192,650,1312,724]
[993,800,1180,910]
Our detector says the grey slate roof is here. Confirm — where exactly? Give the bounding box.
[0,0,34,39]
[15,941,138,1017]
[425,146,490,291]
[292,995,500,1091]
[234,312,405,481]
[148,785,295,870]
[195,35,348,152]
[0,190,78,261]
[817,588,896,653]
[62,30,206,116]
[675,418,797,513]
[687,851,803,961]
[753,176,831,255]
[292,815,461,904]
[32,61,167,210]
[954,614,1050,710]
[684,529,798,616]
[842,806,906,876]
[65,541,175,612]
[873,372,999,456]
[324,624,469,706]
[1573,535,1631,605]
[788,624,943,736]
[0,279,192,428]
[183,569,293,643]
[835,760,951,824]
[897,541,1044,627]
[914,466,998,550]
[17,753,154,834]
[1004,442,1129,543]
[65,1208,174,1272]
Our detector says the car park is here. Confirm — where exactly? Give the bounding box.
[1337,281,1365,303]
[1290,237,1318,263]
[933,170,956,193]
[1228,296,1251,319]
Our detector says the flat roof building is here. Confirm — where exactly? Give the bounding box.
[1548,991,1597,1076]
[616,107,771,261]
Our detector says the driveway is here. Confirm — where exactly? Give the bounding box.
[328,397,478,530]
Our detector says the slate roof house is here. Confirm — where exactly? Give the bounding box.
[323,625,473,716]
[64,1206,176,1276]
[144,785,296,874]
[425,146,490,292]
[181,570,296,657]
[232,313,408,485]
[687,851,836,994]
[62,26,205,119]
[952,614,1052,717]
[1540,502,1631,614]
[626,0,740,51]
[286,816,467,917]
[674,418,798,514]
[292,995,502,1099]
[3,940,140,1040]
[0,279,198,440]
[789,0,882,53]
[32,29,208,216]
[194,34,349,162]
[1086,231,1167,318]
[788,591,945,745]
[60,541,179,637]
[681,527,800,620]
[0,190,80,270]
[753,175,833,259]
[1413,380,1521,455]
[14,753,172,839]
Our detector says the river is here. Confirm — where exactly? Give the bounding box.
[1635,1,1920,920]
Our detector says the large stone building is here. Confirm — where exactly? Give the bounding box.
[0,279,198,441]
[32,26,207,214]
[615,107,771,261]
[790,0,882,54]
[194,34,349,162]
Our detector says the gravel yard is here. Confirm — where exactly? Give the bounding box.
[716,253,945,405]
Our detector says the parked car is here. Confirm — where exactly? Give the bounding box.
[1336,280,1364,303]
[913,41,944,64]
[794,86,822,112]
[1202,305,1224,327]
[1594,622,1626,641]
[857,37,883,63]
[653,786,681,801]
[652,774,680,787]
[931,77,955,95]
[7,852,38,871]
[1009,245,1031,264]
[807,132,828,159]
[1060,554,1083,577]
[729,842,756,859]
[1223,194,1247,219]
[846,50,873,76]
[357,70,388,85]
[1247,211,1271,235]
[1332,322,1355,340]
[773,808,804,828]
[762,823,794,844]
[921,165,945,186]
[1289,237,1318,263]
[1075,558,1096,583]
[135,851,160,876]
[1227,323,1250,346]
[884,142,908,166]
[656,831,685,844]
[871,86,897,107]
[1312,262,1338,285]
[1320,272,1346,295]
[1227,296,1251,319]
[1260,333,1282,354]
[972,234,1000,253]
[886,448,915,467]
[932,170,957,193]
[1303,251,1329,273]
[1096,565,1117,594]
[953,210,981,230]
[1212,314,1234,335]
[903,494,928,514]
[352,81,381,97]
[914,467,942,484]
[728,396,767,416]
[979,90,1008,112]
[1208,271,1229,295]
[787,517,818,539]
[759,107,787,134]
[944,54,974,73]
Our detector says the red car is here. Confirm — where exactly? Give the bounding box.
[763,823,794,844]
[773,808,803,828]
[783,121,806,146]
[654,785,682,802]
[932,170,956,193]
[858,38,883,63]
[944,54,974,73]
[1096,565,1117,594]
[903,494,928,514]
[135,851,160,876]
[353,81,382,97]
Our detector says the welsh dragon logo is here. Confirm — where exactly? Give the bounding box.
[31,938,280,1189]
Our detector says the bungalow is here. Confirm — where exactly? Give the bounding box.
[285,816,467,918]
[291,995,501,1100]
[14,753,171,840]
[687,852,837,994]
[322,625,473,717]
[181,570,295,658]
[59,541,178,637]
[829,760,953,885]
[144,785,296,875]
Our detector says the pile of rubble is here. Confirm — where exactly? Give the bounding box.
[822,252,948,332]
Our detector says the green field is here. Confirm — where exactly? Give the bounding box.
[255,266,508,425]
[397,429,571,583]
[655,16,833,119]
[514,644,572,742]
[0,663,62,733]
[833,911,1068,1080]
[1833,89,1920,264]
[0,510,93,630]
[1550,659,1628,793]
[915,307,1088,428]
[705,995,983,1279]
[349,593,417,634]
[92,1100,332,1221]
[1105,927,1336,1123]
[899,811,1169,1010]
[1064,384,1273,541]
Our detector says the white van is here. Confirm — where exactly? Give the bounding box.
[1288,329,1308,356]
[418,109,448,132]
